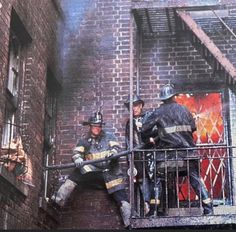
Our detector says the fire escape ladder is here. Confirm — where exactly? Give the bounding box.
[177,11,236,86]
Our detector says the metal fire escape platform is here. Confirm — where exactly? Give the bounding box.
[130,0,236,229]
[131,208,236,229]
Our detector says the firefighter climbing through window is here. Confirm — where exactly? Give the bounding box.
[50,111,131,227]
[141,84,214,215]
[124,94,162,217]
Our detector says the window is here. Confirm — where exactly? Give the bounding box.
[1,9,31,180]
[2,104,16,146]
[42,69,61,199]
[1,9,31,147]
[2,30,21,147]
[7,31,21,97]
[44,70,60,150]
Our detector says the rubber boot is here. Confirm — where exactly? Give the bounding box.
[120,201,131,228]
[144,201,150,216]
[147,199,161,217]
[203,200,213,215]
[51,179,77,207]
[146,178,162,217]
[189,168,213,215]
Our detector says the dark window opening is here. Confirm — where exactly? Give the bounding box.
[42,69,61,200]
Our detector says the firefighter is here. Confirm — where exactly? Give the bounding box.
[124,95,162,217]
[51,111,131,227]
[141,84,214,215]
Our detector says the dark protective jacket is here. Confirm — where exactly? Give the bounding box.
[141,100,196,151]
[71,130,126,194]
[125,111,152,149]
[141,100,212,207]
[125,111,153,178]
[125,112,162,203]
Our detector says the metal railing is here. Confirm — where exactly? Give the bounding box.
[130,144,236,220]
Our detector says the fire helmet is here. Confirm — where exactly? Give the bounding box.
[159,84,176,101]
[124,94,144,109]
[82,111,105,126]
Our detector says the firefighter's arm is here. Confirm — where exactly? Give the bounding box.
[107,140,120,158]
[141,111,158,133]
[72,145,85,167]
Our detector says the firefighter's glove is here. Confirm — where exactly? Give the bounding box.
[149,137,155,144]
[74,157,84,168]
[106,148,118,159]
[105,151,114,159]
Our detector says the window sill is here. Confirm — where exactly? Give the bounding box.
[0,163,29,197]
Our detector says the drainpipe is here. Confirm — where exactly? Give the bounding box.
[44,152,49,199]
[129,10,135,216]
[136,30,142,95]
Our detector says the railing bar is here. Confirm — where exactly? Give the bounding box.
[226,146,234,206]
[164,150,168,213]
[221,157,226,205]
[199,156,202,208]
[142,151,145,217]
[176,150,180,210]
[209,148,214,203]
[186,149,191,211]
[135,144,236,152]
[154,151,157,217]
[136,182,141,216]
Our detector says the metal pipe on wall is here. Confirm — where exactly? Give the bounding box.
[129,10,135,217]
[136,30,142,95]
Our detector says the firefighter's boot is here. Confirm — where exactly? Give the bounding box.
[51,179,77,207]
[189,169,213,215]
[146,178,162,217]
[200,183,213,215]
[144,201,150,216]
[120,201,131,228]
[147,199,161,217]
[203,201,213,215]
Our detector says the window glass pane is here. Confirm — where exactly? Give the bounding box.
[7,34,20,96]
[2,112,15,146]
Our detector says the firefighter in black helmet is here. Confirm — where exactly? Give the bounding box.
[141,84,213,215]
[51,111,131,227]
[124,94,162,217]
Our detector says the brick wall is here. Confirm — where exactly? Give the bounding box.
[55,1,236,229]
[55,0,132,229]
[140,35,216,110]
[0,0,61,229]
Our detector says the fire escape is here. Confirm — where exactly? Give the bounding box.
[130,2,236,229]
